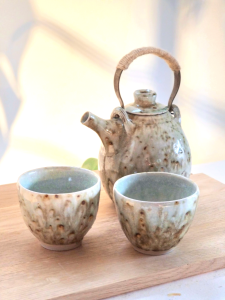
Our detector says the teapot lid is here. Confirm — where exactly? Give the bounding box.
[125,89,168,115]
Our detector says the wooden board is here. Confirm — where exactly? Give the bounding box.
[0,173,225,300]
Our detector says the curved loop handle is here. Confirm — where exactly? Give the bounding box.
[114,47,181,111]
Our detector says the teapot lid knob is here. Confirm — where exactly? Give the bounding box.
[134,89,156,107]
[124,89,168,115]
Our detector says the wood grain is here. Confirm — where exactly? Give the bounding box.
[0,173,225,300]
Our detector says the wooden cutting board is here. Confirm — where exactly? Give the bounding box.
[0,173,225,300]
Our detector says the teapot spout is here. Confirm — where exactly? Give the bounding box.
[81,111,122,153]
[81,111,105,134]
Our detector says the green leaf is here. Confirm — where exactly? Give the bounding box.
[82,158,98,170]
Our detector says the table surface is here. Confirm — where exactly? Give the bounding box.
[108,161,225,300]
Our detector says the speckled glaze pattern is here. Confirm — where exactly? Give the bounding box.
[82,106,191,200]
[17,167,101,250]
[113,173,199,255]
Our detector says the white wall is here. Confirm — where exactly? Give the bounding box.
[0,0,224,183]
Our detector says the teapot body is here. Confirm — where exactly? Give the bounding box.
[98,111,191,199]
[81,46,192,200]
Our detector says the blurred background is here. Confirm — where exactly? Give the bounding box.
[0,0,225,184]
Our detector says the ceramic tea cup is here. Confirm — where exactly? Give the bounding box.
[113,172,199,255]
[17,166,101,251]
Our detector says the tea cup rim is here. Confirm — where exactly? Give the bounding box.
[113,172,199,205]
[17,166,100,196]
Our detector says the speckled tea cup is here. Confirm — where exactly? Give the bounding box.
[17,166,101,251]
[113,172,199,255]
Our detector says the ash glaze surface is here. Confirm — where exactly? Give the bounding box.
[81,46,191,201]
[114,172,199,255]
[82,100,191,200]
[17,167,101,251]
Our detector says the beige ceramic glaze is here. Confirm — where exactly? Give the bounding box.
[114,172,199,255]
[81,47,191,200]
[17,167,101,251]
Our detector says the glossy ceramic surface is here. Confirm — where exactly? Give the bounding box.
[17,167,101,251]
[113,172,199,255]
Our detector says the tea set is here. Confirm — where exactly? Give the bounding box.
[17,47,199,255]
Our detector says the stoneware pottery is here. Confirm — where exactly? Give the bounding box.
[113,172,199,255]
[81,47,191,200]
[17,166,101,251]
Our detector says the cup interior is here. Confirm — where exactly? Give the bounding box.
[18,167,99,194]
[114,172,198,202]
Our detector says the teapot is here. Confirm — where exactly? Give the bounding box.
[81,47,191,200]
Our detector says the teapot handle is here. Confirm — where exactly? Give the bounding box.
[114,47,181,112]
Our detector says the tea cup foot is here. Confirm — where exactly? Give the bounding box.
[132,245,173,255]
[40,241,82,251]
